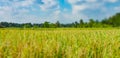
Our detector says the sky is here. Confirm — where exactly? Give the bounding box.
[0,0,120,23]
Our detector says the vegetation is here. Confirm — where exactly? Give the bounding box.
[0,13,120,28]
[0,28,120,58]
[0,12,120,58]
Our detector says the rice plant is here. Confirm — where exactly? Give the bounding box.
[0,28,120,58]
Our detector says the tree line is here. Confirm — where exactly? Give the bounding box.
[0,13,120,28]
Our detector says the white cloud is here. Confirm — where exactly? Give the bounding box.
[0,0,35,7]
[72,4,88,14]
[53,10,61,15]
[67,0,83,4]
[13,0,34,7]
[68,0,103,14]
[0,0,35,23]
[86,0,97,2]
[67,0,115,14]
[39,0,59,11]
[67,0,97,4]
[0,0,35,15]
[0,6,12,15]
[0,0,119,23]
[114,6,120,11]
[66,0,119,21]
[104,0,118,3]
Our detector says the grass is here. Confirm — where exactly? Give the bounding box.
[0,28,120,58]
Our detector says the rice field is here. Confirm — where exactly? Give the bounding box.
[0,28,120,58]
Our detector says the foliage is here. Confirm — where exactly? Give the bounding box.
[0,12,120,28]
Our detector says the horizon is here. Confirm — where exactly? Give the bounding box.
[0,0,120,23]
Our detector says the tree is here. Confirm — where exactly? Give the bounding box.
[107,13,120,27]
[79,19,84,28]
[49,23,56,28]
[33,24,39,28]
[88,19,95,27]
[42,21,50,28]
[101,18,108,24]
[95,20,99,23]
[0,23,3,28]
[0,22,9,27]
[55,21,61,28]
[1,12,120,28]
[74,21,79,28]
[23,23,32,28]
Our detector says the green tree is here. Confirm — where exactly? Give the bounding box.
[108,13,120,27]
[79,19,84,28]
[88,19,95,27]
[74,21,79,28]
[43,21,50,28]
[49,23,56,28]
[0,23,4,28]
[55,21,61,28]
[23,23,32,28]
[33,24,39,28]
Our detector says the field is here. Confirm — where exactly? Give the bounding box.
[0,28,120,58]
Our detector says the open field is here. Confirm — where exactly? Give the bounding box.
[0,28,120,58]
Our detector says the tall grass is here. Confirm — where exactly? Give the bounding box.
[0,28,120,58]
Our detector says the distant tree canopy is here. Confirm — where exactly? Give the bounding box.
[0,24,4,28]
[0,12,120,28]
[100,13,120,27]
[79,19,84,28]
[107,13,120,27]
[55,21,61,27]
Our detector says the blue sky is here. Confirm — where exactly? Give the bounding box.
[0,0,120,23]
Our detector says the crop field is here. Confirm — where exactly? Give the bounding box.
[0,28,120,58]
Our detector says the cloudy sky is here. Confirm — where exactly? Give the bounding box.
[0,0,120,23]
